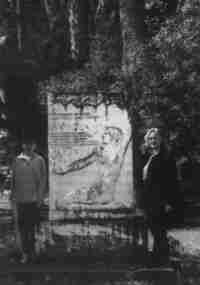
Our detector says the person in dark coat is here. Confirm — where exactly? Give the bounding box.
[140,128,183,263]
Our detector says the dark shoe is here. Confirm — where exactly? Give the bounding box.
[149,252,170,267]
[29,252,38,263]
[153,237,169,257]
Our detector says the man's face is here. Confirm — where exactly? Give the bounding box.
[22,142,35,153]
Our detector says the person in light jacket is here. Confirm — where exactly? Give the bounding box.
[11,138,47,263]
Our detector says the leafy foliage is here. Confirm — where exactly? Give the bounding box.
[134,0,200,157]
[39,0,124,101]
[1,0,200,160]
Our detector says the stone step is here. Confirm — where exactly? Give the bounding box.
[131,267,183,285]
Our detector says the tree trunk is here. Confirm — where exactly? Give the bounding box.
[68,0,89,63]
[43,0,54,30]
[89,0,122,90]
[16,0,22,52]
[0,0,9,19]
[119,0,145,77]
[119,0,145,209]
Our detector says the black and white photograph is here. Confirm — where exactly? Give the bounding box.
[0,0,199,284]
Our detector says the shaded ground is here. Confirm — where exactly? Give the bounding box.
[0,224,186,285]
[0,270,180,285]
[0,199,200,284]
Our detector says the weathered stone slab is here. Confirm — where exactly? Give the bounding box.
[48,93,134,220]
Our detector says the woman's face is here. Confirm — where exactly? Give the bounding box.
[147,132,161,150]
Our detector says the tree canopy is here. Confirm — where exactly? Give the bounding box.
[0,0,200,159]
